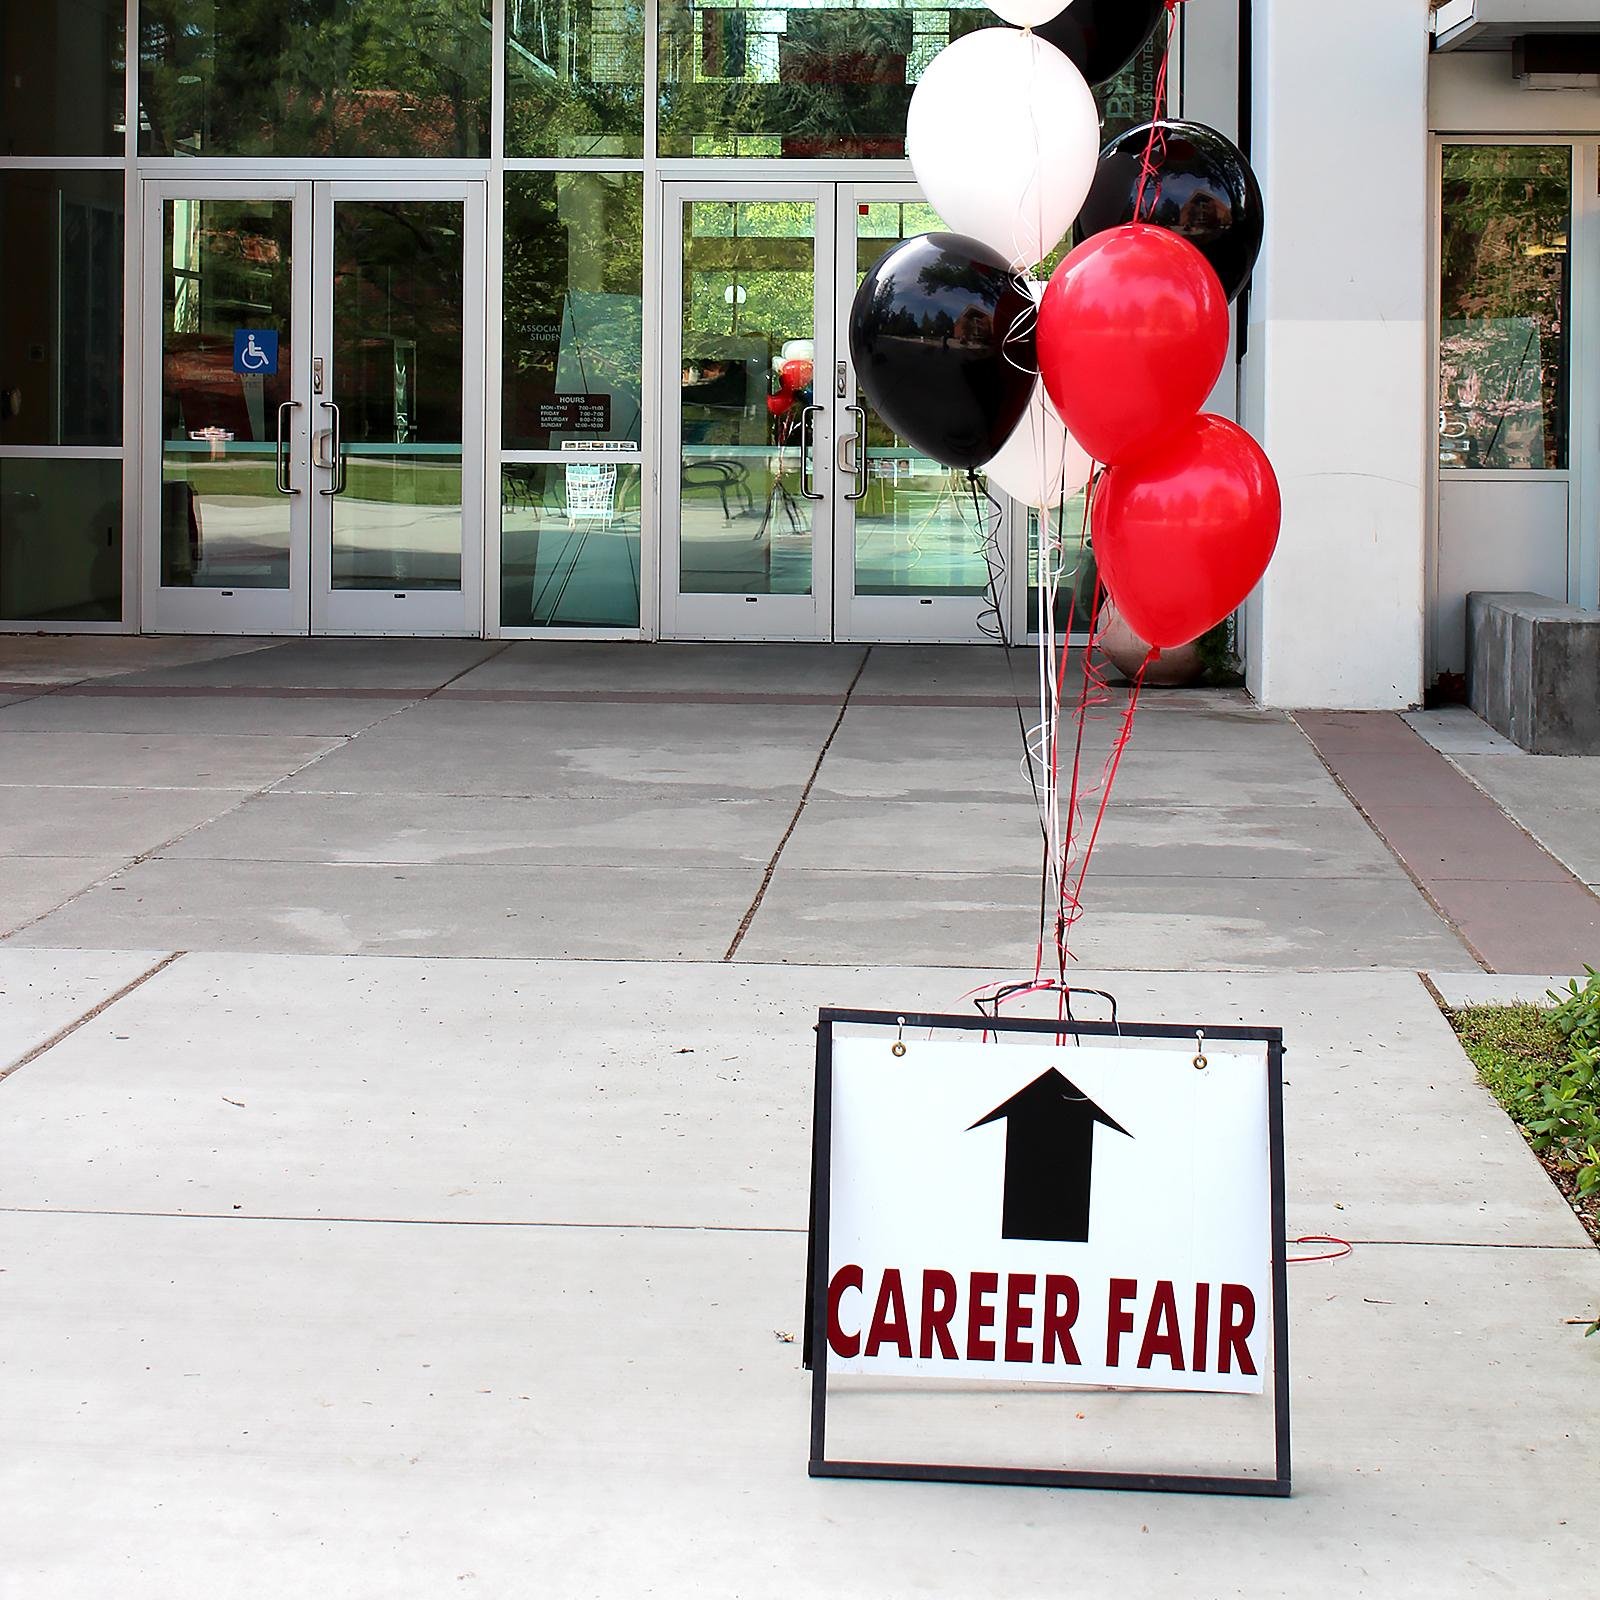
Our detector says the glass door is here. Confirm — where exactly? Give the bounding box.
[143,181,311,634]
[834,184,1004,643]
[659,181,1007,643]
[311,181,485,635]
[660,182,837,641]
[143,180,484,636]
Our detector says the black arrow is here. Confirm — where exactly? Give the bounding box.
[968,1068,1132,1243]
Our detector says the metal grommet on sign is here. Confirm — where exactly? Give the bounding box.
[892,1016,908,1058]
[1193,1029,1208,1071]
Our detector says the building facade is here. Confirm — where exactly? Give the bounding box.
[0,0,1595,709]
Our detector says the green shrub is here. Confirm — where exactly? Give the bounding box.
[1544,968,1600,1202]
[1451,981,1600,1334]
[1452,988,1600,1205]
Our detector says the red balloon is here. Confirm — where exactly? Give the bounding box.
[780,358,813,393]
[1037,224,1229,466]
[1091,414,1280,649]
[766,391,793,417]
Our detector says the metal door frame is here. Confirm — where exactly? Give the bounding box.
[658,179,838,641]
[833,181,1018,644]
[310,178,487,637]
[139,178,313,635]
[140,176,485,637]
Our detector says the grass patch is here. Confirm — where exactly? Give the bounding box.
[1448,984,1600,1284]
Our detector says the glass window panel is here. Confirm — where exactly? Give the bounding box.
[677,199,814,596]
[0,172,124,448]
[1439,144,1570,471]
[0,457,121,622]
[158,196,294,590]
[331,199,465,592]
[1025,497,1095,637]
[137,0,491,158]
[0,0,126,155]
[506,0,645,157]
[503,172,644,451]
[659,2,1161,160]
[501,460,641,626]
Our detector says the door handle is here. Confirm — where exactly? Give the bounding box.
[798,403,824,501]
[274,400,301,495]
[316,400,346,496]
[840,403,867,502]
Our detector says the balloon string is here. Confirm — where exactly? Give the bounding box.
[1134,0,1187,222]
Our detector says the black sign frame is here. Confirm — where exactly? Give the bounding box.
[806,1007,1291,1497]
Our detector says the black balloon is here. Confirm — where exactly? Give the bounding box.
[848,232,1036,472]
[1035,0,1166,90]
[1075,119,1264,303]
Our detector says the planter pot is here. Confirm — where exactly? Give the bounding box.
[1094,604,1205,687]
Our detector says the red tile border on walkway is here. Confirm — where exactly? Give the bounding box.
[1296,711,1600,974]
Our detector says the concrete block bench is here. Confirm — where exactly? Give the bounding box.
[1467,591,1600,754]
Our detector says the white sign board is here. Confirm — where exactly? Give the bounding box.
[823,1038,1272,1395]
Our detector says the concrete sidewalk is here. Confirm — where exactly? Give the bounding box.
[0,636,1471,970]
[1,639,1596,1596]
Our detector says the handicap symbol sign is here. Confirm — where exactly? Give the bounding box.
[233,329,278,376]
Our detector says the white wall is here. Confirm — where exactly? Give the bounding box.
[1241,0,1431,709]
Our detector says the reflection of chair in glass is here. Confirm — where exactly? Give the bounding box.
[681,459,753,522]
[502,463,539,510]
[564,459,618,527]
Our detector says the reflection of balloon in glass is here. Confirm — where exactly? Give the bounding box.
[907,29,1098,269]
[1076,120,1263,303]
[1091,414,1281,649]
[1037,224,1229,466]
[779,358,813,393]
[767,392,794,418]
[848,231,1036,470]
[781,339,814,364]
[1034,0,1166,89]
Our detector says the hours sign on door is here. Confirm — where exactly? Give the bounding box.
[823,1038,1273,1395]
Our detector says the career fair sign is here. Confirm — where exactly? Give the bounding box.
[807,1008,1290,1495]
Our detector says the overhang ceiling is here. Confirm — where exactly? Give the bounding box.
[1432,0,1600,51]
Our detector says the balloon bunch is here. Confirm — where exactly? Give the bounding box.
[846,0,1281,984]
[852,0,1277,648]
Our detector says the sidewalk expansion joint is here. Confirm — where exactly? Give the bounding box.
[722,647,872,961]
[0,1205,808,1235]
[0,951,185,1084]
[1,1207,1587,1252]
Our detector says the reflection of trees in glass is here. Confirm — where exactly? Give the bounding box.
[659,2,1162,161]
[506,0,645,157]
[503,172,644,449]
[1439,145,1569,470]
[683,202,814,351]
[660,3,978,156]
[138,0,491,157]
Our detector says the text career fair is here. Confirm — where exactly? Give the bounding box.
[826,1266,1261,1386]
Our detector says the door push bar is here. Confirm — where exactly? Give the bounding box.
[798,403,825,501]
[275,400,302,495]
[839,403,867,501]
[315,400,347,496]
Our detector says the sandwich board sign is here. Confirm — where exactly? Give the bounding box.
[807,1007,1290,1495]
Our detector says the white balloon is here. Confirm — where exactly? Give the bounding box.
[987,0,1070,26]
[907,29,1100,270]
[984,378,1094,510]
